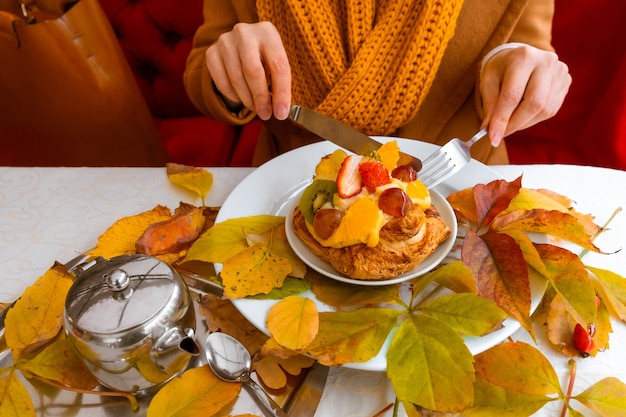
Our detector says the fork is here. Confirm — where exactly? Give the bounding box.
[418,127,489,189]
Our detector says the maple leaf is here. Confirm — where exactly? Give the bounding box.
[387,314,475,412]
[166,163,214,206]
[266,296,319,350]
[4,263,73,359]
[147,365,240,417]
[0,370,36,417]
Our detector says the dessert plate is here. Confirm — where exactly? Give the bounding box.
[216,138,546,372]
[284,188,456,286]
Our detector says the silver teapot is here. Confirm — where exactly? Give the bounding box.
[63,254,200,396]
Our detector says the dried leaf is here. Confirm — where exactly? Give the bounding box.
[136,206,205,255]
[221,242,292,298]
[387,315,475,412]
[166,163,214,206]
[88,205,172,258]
[473,176,522,228]
[461,230,533,337]
[492,209,602,253]
[304,308,402,366]
[252,354,315,390]
[4,263,73,359]
[474,341,561,396]
[446,187,477,224]
[184,215,285,264]
[16,332,98,389]
[147,365,240,417]
[419,293,506,336]
[266,296,319,350]
[0,371,35,417]
[575,377,626,416]
[198,294,268,354]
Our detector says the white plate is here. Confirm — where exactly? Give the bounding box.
[284,188,457,286]
[216,138,545,372]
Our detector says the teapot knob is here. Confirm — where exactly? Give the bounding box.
[106,269,130,292]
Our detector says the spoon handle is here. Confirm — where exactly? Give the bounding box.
[243,379,289,417]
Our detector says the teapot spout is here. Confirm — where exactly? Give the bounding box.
[152,327,200,372]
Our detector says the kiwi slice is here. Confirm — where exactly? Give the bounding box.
[299,179,337,224]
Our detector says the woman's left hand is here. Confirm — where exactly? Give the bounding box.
[480,44,572,147]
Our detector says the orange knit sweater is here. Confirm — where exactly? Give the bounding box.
[257,0,464,136]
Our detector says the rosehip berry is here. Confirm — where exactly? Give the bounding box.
[573,322,595,357]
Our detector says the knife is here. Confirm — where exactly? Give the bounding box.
[288,105,422,171]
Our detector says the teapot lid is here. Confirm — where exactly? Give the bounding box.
[65,254,179,334]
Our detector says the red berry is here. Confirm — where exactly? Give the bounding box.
[358,160,390,192]
[336,155,363,198]
[573,323,595,357]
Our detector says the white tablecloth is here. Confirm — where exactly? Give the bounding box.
[1,164,625,417]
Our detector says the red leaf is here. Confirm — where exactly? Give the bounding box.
[474,176,522,228]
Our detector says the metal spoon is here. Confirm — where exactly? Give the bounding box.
[205,332,288,417]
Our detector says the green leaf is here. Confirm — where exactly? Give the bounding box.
[589,266,626,321]
[305,308,402,366]
[463,373,552,417]
[428,260,477,294]
[183,215,285,264]
[474,341,561,396]
[387,315,474,412]
[574,377,626,417]
[537,244,597,326]
[419,293,507,336]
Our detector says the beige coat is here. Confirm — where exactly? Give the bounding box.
[184,0,555,166]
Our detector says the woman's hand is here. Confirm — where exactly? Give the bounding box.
[480,44,572,146]
[205,22,292,120]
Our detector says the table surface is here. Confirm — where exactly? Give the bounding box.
[1,164,625,417]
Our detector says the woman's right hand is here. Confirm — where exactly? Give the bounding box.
[205,22,292,120]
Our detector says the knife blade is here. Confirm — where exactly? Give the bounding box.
[289,105,422,171]
[283,362,329,417]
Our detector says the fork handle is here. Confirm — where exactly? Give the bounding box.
[467,127,488,146]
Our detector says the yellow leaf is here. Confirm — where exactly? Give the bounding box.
[88,205,172,259]
[184,215,285,264]
[4,263,73,359]
[305,308,402,366]
[147,365,240,417]
[252,354,315,390]
[221,242,292,298]
[246,225,307,278]
[0,371,35,417]
[167,163,214,206]
[308,272,400,307]
[429,260,477,294]
[16,332,98,390]
[576,377,626,416]
[266,296,318,350]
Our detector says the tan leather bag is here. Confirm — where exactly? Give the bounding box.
[0,0,169,166]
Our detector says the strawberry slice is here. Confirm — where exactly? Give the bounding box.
[359,160,390,192]
[336,155,363,198]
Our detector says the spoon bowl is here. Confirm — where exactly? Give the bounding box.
[205,332,287,417]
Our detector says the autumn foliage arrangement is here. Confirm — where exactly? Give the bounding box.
[2,161,626,417]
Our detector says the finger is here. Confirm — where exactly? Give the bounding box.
[259,27,291,119]
[205,45,242,105]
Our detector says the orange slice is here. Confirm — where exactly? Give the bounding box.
[405,179,431,209]
[311,196,385,248]
[376,141,400,172]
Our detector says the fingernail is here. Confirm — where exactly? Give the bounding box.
[491,131,503,147]
[257,106,272,120]
[275,105,289,120]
